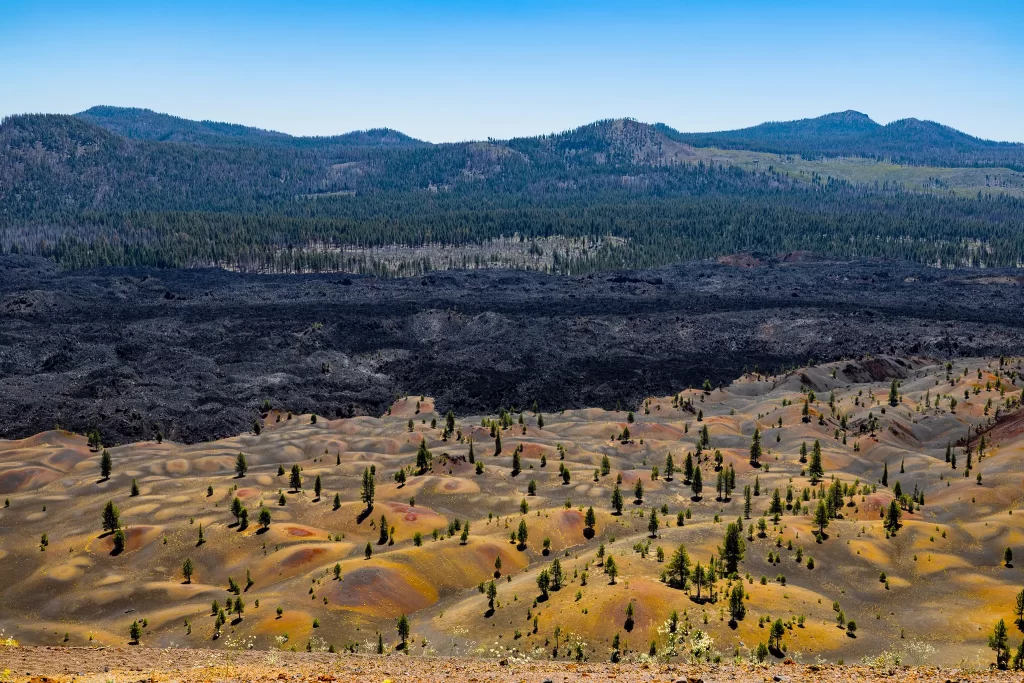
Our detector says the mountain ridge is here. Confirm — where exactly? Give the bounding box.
[3,107,1024,274]
[660,110,1024,169]
[66,105,1024,171]
[75,105,428,149]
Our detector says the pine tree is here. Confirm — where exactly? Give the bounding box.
[691,466,703,499]
[808,440,824,482]
[605,555,618,584]
[314,474,322,500]
[666,544,690,588]
[416,439,432,473]
[749,428,762,466]
[100,449,112,481]
[289,464,302,491]
[182,558,194,583]
[882,462,889,486]
[234,452,248,477]
[486,580,498,612]
[112,528,126,554]
[888,379,900,407]
[360,468,375,510]
[720,521,746,574]
[648,507,659,537]
[729,582,746,621]
[611,484,624,514]
[102,500,121,532]
[991,618,1010,669]
[884,499,901,533]
[814,500,829,536]
[516,520,529,547]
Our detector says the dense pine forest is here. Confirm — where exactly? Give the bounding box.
[2,108,1024,274]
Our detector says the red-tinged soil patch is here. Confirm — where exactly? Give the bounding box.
[0,465,62,494]
[95,525,163,554]
[333,562,437,617]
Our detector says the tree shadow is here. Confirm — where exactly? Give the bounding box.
[583,528,595,540]
[356,507,373,524]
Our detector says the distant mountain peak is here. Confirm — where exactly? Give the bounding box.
[818,110,876,124]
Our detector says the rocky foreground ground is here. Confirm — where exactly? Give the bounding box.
[0,647,1011,683]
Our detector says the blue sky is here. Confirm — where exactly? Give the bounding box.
[2,1,1021,142]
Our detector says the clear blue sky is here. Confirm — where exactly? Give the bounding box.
[2,1,1021,143]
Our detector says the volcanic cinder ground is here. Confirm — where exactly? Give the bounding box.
[1,356,1024,669]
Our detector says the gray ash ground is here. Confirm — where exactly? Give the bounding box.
[1,254,1022,445]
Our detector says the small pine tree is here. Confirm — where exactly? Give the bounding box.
[112,528,126,554]
[99,449,113,481]
[102,500,121,532]
[691,466,703,499]
[361,467,375,509]
[611,484,624,514]
[808,440,824,482]
[129,619,142,644]
[234,452,248,477]
[397,614,410,647]
[749,429,762,466]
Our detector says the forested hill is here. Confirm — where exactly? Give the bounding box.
[76,105,427,149]
[2,107,1024,274]
[660,111,1024,170]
